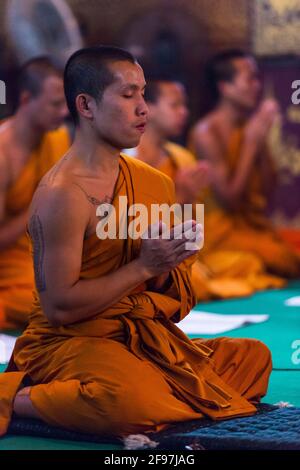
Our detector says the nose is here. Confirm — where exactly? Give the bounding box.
[181,105,189,120]
[60,104,70,120]
[137,97,148,117]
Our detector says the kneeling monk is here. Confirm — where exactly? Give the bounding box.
[0,46,272,438]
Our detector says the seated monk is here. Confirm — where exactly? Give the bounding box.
[0,58,71,328]
[130,78,284,300]
[0,46,272,438]
[189,49,300,279]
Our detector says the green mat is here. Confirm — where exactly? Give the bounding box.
[192,280,300,371]
[0,281,299,449]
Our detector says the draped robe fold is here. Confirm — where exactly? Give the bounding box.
[0,155,272,437]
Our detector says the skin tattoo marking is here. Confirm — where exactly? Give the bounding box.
[29,213,46,292]
[73,182,113,207]
[37,155,70,190]
[48,155,70,185]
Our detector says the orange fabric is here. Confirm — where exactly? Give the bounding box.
[279,229,300,254]
[0,126,70,328]
[202,128,300,279]
[0,155,272,437]
[146,142,285,301]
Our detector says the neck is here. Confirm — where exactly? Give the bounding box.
[12,109,44,151]
[142,124,166,148]
[215,99,249,126]
[72,125,120,175]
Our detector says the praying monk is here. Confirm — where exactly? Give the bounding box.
[189,49,300,278]
[0,58,70,328]
[132,78,284,300]
[0,46,272,438]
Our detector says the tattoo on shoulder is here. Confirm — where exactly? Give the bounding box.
[36,155,70,191]
[29,213,46,292]
[73,182,112,207]
[50,155,70,183]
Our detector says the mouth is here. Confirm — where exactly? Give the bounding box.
[135,123,147,133]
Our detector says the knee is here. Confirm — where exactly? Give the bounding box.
[81,381,140,434]
[248,339,272,372]
[219,337,272,369]
[258,340,272,365]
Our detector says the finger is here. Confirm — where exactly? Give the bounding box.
[172,229,203,252]
[171,220,197,239]
[175,250,199,265]
[143,221,167,239]
[171,224,202,247]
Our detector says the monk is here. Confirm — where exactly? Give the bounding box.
[189,49,300,278]
[0,46,272,438]
[132,78,284,300]
[0,58,70,328]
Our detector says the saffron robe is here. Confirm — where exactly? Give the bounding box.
[202,128,300,278]
[0,126,71,328]
[143,142,285,300]
[0,155,272,437]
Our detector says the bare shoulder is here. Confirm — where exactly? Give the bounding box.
[29,165,90,231]
[191,112,219,142]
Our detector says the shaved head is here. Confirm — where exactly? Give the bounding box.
[18,57,62,99]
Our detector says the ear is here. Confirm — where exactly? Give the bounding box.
[76,94,95,120]
[219,81,232,97]
[19,90,33,106]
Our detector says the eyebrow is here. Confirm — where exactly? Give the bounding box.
[121,83,146,92]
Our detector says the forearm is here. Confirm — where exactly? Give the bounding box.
[44,258,152,326]
[0,210,29,250]
[215,140,259,208]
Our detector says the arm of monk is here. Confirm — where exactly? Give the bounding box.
[0,154,29,250]
[29,184,197,327]
[145,178,199,321]
[191,126,259,210]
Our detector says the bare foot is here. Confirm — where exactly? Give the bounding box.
[13,386,42,419]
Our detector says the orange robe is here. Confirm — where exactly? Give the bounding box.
[202,128,300,278]
[139,142,285,301]
[0,126,70,328]
[0,155,272,437]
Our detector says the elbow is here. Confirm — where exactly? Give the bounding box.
[44,304,71,327]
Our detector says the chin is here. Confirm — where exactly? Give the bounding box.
[125,137,141,149]
[47,123,61,131]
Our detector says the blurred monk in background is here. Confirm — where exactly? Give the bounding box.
[0,58,70,328]
[189,50,300,278]
[0,46,272,438]
[134,78,284,300]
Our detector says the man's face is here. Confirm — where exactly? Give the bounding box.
[29,75,69,131]
[221,57,261,110]
[91,61,148,149]
[148,82,189,138]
